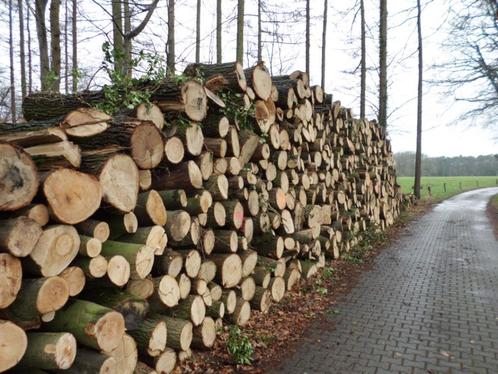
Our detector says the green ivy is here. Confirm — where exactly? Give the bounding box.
[96,42,166,115]
[219,91,255,130]
[226,326,254,365]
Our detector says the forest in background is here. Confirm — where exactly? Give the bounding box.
[394,152,498,177]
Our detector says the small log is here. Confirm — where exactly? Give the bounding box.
[56,347,118,374]
[226,297,251,326]
[206,300,225,318]
[152,161,203,190]
[252,286,272,313]
[59,266,86,296]
[163,136,185,164]
[253,266,271,288]
[212,230,238,253]
[197,260,217,283]
[134,190,168,226]
[0,253,22,308]
[237,276,256,301]
[269,276,286,302]
[244,62,272,100]
[149,275,181,309]
[75,219,110,242]
[155,80,207,122]
[239,250,258,277]
[153,250,183,277]
[126,278,155,299]
[136,103,164,129]
[177,273,192,299]
[107,255,131,287]
[119,226,167,256]
[78,235,102,257]
[158,315,193,351]
[150,348,176,374]
[128,316,167,357]
[84,288,149,330]
[14,204,50,226]
[164,210,191,242]
[210,253,242,288]
[101,241,155,280]
[106,334,138,374]
[157,189,188,209]
[192,316,216,349]
[73,255,108,279]
[176,249,202,278]
[167,294,206,326]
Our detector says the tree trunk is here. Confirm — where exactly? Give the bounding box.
[112,0,124,74]
[360,0,366,118]
[9,0,16,123]
[71,0,77,93]
[305,0,310,75]
[18,0,27,98]
[167,0,175,74]
[35,0,50,91]
[257,0,262,62]
[321,0,328,90]
[236,0,244,64]
[216,0,222,63]
[50,0,61,92]
[195,0,201,63]
[414,0,423,199]
[378,0,388,127]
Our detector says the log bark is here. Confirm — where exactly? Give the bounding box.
[42,299,126,353]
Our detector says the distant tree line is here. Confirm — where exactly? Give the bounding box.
[394,152,498,177]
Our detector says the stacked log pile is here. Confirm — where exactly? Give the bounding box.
[0,61,403,373]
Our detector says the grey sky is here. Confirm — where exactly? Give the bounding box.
[0,0,495,156]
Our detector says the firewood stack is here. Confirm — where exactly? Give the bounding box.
[0,62,403,373]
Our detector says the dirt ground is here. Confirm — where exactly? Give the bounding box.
[175,201,431,374]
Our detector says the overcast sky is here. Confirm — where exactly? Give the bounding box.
[0,0,496,157]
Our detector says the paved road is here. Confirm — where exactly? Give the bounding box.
[273,188,498,374]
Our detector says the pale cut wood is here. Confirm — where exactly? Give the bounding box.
[0,320,28,372]
[62,107,111,137]
[0,143,39,211]
[107,255,131,286]
[192,316,216,349]
[136,103,164,129]
[106,333,138,374]
[101,241,154,280]
[43,168,102,224]
[15,204,50,226]
[17,332,77,370]
[165,210,191,241]
[75,219,110,242]
[119,226,167,256]
[0,253,22,309]
[163,136,185,164]
[59,266,86,296]
[128,317,167,358]
[134,190,168,226]
[25,225,80,277]
[211,253,242,288]
[152,348,176,374]
[43,299,126,353]
[227,298,251,326]
[78,235,102,257]
[0,216,42,257]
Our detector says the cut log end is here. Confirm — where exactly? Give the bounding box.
[0,143,39,211]
[0,320,28,372]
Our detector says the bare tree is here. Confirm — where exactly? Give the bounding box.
[236,0,245,64]
[257,0,262,62]
[71,0,77,92]
[35,0,50,91]
[216,0,222,63]
[27,0,33,94]
[167,0,175,73]
[50,0,61,92]
[9,0,16,122]
[378,0,388,127]
[360,0,366,118]
[18,0,27,98]
[414,0,423,198]
[321,0,328,89]
[195,0,201,63]
[64,0,68,93]
[305,0,310,75]
[434,0,497,128]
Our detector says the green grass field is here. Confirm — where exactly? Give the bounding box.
[397,176,498,200]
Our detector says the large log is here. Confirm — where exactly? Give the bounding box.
[0,143,39,211]
[43,168,102,224]
[0,320,28,372]
[42,299,126,353]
